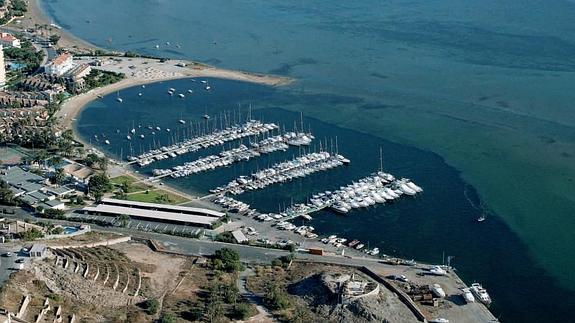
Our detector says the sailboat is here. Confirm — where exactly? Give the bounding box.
[477,214,486,222]
[116,91,123,103]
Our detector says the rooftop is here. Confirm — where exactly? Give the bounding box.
[82,204,219,226]
[0,34,16,42]
[100,198,225,218]
[49,53,72,66]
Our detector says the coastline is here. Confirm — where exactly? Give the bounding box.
[56,57,292,130]
[28,0,292,131]
[8,0,103,53]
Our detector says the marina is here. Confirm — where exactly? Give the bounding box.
[210,150,350,195]
[74,78,570,322]
[127,120,279,167]
[149,131,316,179]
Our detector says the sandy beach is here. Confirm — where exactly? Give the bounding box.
[56,56,292,129]
[6,0,102,53]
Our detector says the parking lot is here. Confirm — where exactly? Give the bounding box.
[70,213,203,236]
[0,245,29,286]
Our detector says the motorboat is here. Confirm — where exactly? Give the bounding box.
[430,284,446,298]
[429,266,448,276]
[470,283,492,305]
[461,288,475,303]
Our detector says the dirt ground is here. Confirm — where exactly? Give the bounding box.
[247,262,417,323]
[110,242,189,298]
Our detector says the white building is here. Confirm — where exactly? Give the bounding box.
[44,53,74,76]
[0,33,20,48]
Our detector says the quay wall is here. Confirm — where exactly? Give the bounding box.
[49,236,131,250]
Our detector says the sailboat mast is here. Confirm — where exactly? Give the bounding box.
[379,147,383,172]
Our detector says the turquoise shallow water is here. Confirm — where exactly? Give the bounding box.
[76,78,575,322]
[43,0,575,321]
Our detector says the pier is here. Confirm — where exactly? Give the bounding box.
[209,151,350,195]
[148,132,316,180]
[126,120,279,167]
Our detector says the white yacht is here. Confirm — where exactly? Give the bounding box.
[461,288,475,303]
[470,283,492,305]
[331,204,349,214]
[104,140,110,145]
[431,284,446,298]
[429,266,448,276]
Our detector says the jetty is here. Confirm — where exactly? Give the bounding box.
[127,120,279,167]
[149,132,316,180]
[209,151,350,195]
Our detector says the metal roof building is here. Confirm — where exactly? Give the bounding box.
[99,198,225,218]
[81,199,226,228]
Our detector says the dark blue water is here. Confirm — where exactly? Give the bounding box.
[76,78,575,322]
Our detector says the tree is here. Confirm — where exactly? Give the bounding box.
[88,173,111,201]
[213,248,242,273]
[0,180,17,205]
[205,299,224,323]
[115,214,130,227]
[49,35,61,45]
[49,168,66,185]
[264,282,290,310]
[120,180,130,194]
[75,196,85,205]
[20,228,45,241]
[84,153,100,167]
[98,156,108,172]
[47,156,63,167]
[144,298,158,315]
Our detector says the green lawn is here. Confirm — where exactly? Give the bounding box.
[110,175,151,193]
[124,189,189,205]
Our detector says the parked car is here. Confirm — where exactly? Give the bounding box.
[386,274,409,283]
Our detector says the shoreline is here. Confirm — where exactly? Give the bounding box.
[27,0,291,131]
[8,0,103,53]
[56,58,293,130]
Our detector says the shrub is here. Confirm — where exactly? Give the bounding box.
[145,298,159,315]
[213,248,242,273]
[159,313,175,323]
[234,303,255,320]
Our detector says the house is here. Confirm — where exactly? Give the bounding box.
[45,185,75,198]
[0,166,67,210]
[62,164,95,184]
[44,53,74,76]
[39,199,66,211]
[29,244,47,258]
[0,33,20,48]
